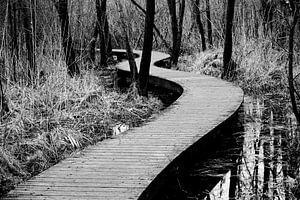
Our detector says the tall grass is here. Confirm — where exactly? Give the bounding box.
[0,53,162,195]
[178,37,289,96]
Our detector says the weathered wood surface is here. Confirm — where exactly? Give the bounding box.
[3,50,243,200]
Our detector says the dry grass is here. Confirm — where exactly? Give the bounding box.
[0,56,162,195]
[177,48,223,77]
[178,38,288,96]
[234,39,288,96]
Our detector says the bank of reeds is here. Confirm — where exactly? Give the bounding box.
[178,38,288,96]
[0,55,162,195]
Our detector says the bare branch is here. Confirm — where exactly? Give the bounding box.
[129,0,171,51]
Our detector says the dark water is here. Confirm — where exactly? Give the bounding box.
[150,96,300,200]
[234,96,299,200]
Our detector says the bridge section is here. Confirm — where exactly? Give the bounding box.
[3,50,243,200]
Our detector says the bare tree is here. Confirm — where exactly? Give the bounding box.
[261,0,274,36]
[221,0,236,80]
[205,0,213,47]
[0,59,9,117]
[167,0,185,68]
[193,0,206,51]
[0,80,8,117]
[116,1,138,84]
[7,1,18,81]
[129,0,171,51]
[90,10,111,64]
[53,0,80,77]
[20,0,36,83]
[287,2,300,123]
[95,0,109,68]
[138,0,155,97]
[90,23,99,63]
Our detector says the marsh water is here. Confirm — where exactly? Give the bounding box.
[153,95,299,199]
[232,95,299,199]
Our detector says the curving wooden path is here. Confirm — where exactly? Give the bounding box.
[2,50,244,200]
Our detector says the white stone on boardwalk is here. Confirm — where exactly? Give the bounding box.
[3,50,243,200]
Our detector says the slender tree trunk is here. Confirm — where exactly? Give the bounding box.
[261,0,274,36]
[95,0,108,68]
[0,60,9,117]
[20,0,36,83]
[54,0,80,77]
[125,34,138,84]
[0,80,8,117]
[222,0,226,38]
[138,0,155,97]
[263,129,270,198]
[116,1,138,84]
[205,0,213,47]
[194,0,206,51]
[167,0,178,67]
[90,23,99,63]
[167,0,185,67]
[252,138,261,196]
[129,0,171,51]
[104,17,112,57]
[221,0,236,80]
[288,8,300,123]
[176,0,185,59]
[8,2,18,81]
[90,16,111,65]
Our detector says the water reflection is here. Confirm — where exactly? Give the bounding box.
[236,96,298,199]
[147,96,300,200]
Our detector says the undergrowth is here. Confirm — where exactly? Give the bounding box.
[0,57,162,195]
[178,38,289,96]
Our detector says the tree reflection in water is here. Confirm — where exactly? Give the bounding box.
[236,96,299,199]
[146,96,300,199]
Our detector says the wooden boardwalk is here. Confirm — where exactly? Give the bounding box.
[3,50,244,200]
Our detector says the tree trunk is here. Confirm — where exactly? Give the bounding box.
[194,0,206,51]
[263,127,271,198]
[0,60,9,117]
[95,0,108,68]
[205,0,213,47]
[261,0,274,36]
[138,0,155,97]
[167,0,185,67]
[20,0,36,83]
[116,1,138,84]
[221,0,235,80]
[54,0,80,77]
[125,34,138,84]
[176,0,185,59]
[167,0,178,67]
[0,80,8,117]
[104,17,112,57]
[90,23,99,63]
[288,7,300,124]
[129,0,171,51]
[8,1,18,81]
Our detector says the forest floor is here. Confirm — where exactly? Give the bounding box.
[0,61,162,196]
